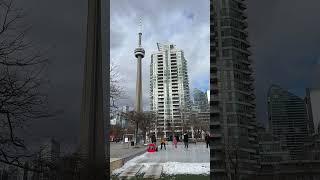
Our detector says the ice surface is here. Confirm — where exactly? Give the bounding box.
[112,143,210,175]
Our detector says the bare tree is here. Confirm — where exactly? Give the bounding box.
[178,106,189,133]
[189,112,210,141]
[110,124,124,140]
[109,62,124,118]
[0,0,52,169]
[139,111,157,144]
[121,111,157,145]
[224,130,240,180]
[121,111,141,145]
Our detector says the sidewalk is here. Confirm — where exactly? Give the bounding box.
[110,142,147,172]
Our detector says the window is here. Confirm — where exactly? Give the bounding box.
[226,103,233,112]
[228,92,232,101]
[222,49,230,57]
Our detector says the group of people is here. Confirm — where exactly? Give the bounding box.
[150,133,211,150]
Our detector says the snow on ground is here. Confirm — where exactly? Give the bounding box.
[112,152,210,175]
[162,162,209,175]
[112,152,148,175]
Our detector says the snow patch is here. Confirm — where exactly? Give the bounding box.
[112,152,148,175]
[112,150,210,176]
[162,162,210,175]
[113,159,209,175]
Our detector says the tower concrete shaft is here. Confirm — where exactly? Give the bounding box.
[136,56,143,112]
[79,0,107,179]
[134,30,145,112]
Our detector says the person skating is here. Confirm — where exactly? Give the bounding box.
[160,137,166,150]
[173,136,178,148]
[183,133,189,149]
[205,134,210,148]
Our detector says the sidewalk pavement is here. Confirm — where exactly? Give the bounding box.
[110,142,147,172]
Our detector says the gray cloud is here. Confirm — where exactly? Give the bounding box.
[248,0,320,124]
[110,0,210,111]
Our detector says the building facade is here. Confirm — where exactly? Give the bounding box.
[193,88,209,112]
[268,85,310,160]
[257,132,320,180]
[110,105,130,128]
[210,0,259,179]
[40,138,60,165]
[150,43,192,138]
[306,88,320,134]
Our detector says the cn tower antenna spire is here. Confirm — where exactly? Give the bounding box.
[138,17,142,47]
[139,17,142,33]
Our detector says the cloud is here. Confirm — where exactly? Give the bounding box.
[110,0,209,110]
[248,0,320,124]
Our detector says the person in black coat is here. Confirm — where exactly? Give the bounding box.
[183,133,189,148]
[151,134,156,144]
[205,134,210,148]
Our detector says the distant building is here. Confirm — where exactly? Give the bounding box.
[302,133,320,160]
[192,88,209,112]
[268,85,310,160]
[150,43,192,138]
[258,124,320,179]
[40,138,60,165]
[110,106,130,128]
[258,124,289,164]
[306,88,320,134]
[122,105,129,113]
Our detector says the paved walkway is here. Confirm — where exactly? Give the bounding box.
[110,142,145,158]
[114,142,210,179]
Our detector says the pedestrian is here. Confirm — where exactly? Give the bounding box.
[160,137,166,150]
[183,133,189,149]
[151,134,156,144]
[173,136,177,148]
[205,134,210,148]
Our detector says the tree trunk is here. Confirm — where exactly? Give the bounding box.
[135,122,139,145]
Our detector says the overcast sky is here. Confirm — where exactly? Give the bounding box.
[11,0,320,149]
[110,0,210,110]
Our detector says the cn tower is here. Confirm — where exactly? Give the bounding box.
[134,18,145,113]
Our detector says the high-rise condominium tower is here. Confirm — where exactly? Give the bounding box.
[210,0,259,179]
[268,85,310,160]
[150,43,191,138]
